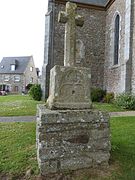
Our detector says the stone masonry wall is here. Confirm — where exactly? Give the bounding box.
[104,0,128,94]
[37,105,111,176]
[0,74,24,93]
[53,3,106,88]
[24,57,38,86]
[131,0,135,93]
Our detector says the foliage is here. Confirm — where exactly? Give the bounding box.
[25,83,34,91]
[0,84,2,90]
[91,87,106,102]
[115,93,135,110]
[104,92,114,103]
[29,84,42,101]
[0,95,43,116]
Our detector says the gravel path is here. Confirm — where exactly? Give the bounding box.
[0,116,36,122]
[0,111,135,122]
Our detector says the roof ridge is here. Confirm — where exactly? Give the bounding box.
[60,0,111,7]
[2,55,32,58]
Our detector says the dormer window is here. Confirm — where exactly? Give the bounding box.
[1,65,4,69]
[30,67,33,72]
[11,64,15,71]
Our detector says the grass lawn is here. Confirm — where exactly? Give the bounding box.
[0,122,38,179]
[0,117,135,179]
[93,102,125,112]
[110,116,135,179]
[0,95,43,116]
[0,95,127,117]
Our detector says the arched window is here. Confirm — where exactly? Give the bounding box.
[114,14,120,65]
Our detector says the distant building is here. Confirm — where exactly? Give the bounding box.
[0,56,38,93]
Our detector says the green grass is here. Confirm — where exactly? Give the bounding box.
[0,117,135,179]
[0,95,127,117]
[0,95,43,116]
[110,116,135,179]
[0,122,38,178]
[93,102,125,112]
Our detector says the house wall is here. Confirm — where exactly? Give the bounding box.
[24,57,38,86]
[131,0,135,93]
[104,0,131,94]
[0,74,24,93]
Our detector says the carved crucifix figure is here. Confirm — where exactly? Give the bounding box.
[58,2,84,66]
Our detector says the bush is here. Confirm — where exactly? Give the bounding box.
[29,84,42,101]
[26,84,34,91]
[104,92,114,103]
[115,93,135,110]
[91,88,106,102]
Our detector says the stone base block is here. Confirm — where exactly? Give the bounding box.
[36,105,111,176]
[47,65,92,110]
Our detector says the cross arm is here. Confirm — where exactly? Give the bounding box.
[58,11,68,23]
[75,15,84,27]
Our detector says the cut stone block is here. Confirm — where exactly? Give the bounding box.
[36,105,111,176]
[47,65,92,110]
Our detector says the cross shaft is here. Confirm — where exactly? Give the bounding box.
[58,2,84,66]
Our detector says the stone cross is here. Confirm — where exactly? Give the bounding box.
[58,2,84,66]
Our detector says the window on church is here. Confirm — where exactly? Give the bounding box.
[114,14,120,65]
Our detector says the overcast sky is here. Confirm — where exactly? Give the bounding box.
[0,0,48,71]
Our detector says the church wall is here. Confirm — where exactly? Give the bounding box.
[131,0,135,93]
[104,0,127,94]
[53,3,106,88]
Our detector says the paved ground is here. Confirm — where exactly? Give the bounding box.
[0,111,135,122]
[110,111,135,117]
[0,116,36,122]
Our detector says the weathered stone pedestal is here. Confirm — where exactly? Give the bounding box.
[47,65,92,110]
[37,105,111,176]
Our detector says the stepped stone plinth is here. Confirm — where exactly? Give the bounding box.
[37,105,111,176]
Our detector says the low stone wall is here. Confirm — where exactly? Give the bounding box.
[36,105,111,177]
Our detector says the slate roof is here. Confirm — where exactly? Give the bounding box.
[0,56,32,74]
[63,0,110,6]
